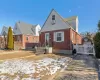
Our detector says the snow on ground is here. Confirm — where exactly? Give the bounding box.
[0,57,70,80]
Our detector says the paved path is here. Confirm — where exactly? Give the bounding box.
[96,59,100,80]
[54,54,98,80]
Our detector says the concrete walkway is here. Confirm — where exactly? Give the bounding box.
[53,54,98,80]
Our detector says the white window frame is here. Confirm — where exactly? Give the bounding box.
[54,31,64,42]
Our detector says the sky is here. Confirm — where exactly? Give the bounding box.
[0,0,100,33]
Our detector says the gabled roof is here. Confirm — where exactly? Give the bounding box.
[40,9,72,32]
[64,16,78,32]
[51,9,72,28]
[1,26,8,35]
[14,21,37,35]
[64,16,78,22]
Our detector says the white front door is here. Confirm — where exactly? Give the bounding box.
[45,33,49,46]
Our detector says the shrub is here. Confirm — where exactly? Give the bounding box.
[93,32,100,58]
[7,27,14,50]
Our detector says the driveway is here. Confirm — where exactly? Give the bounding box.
[54,54,98,80]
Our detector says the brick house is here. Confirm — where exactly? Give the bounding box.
[0,26,8,48]
[40,9,82,54]
[0,22,41,49]
[13,21,41,49]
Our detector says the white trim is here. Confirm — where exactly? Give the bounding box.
[45,33,49,42]
[54,31,64,42]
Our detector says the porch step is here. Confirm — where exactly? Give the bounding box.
[35,47,45,55]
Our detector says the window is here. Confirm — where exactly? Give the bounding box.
[54,32,64,42]
[51,15,56,25]
[26,37,28,41]
[52,15,55,20]
[57,33,62,41]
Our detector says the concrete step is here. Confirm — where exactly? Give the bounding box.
[35,47,45,54]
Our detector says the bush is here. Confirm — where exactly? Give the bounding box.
[93,32,100,58]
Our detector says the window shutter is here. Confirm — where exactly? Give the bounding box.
[54,32,56,41]
[61,32,64,41]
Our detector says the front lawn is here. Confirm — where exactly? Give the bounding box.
[0,53,71,80]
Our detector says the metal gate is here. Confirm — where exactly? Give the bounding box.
[73,44,95,55]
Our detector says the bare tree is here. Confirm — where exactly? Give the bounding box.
[81,32,93,42]
[3,31,7,49]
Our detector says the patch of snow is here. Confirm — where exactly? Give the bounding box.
[13,75,20,80]
[0,59,35,75]
[0,75,10,80]
[0,57,70,79]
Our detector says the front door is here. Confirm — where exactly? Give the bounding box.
[45,33,49,46]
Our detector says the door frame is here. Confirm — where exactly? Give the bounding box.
[45,33,50,46]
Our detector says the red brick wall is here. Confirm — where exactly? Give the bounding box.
[0,36,6,48]
[22,35,39,48]
[40,29,71,50]
[14,35,23,49]
[40,28,82,50]
[14,35,39,49]
[0,35,39,49]
[70,28,82,45]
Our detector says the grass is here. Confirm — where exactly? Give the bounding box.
[0,50,35,60]
[0,51,70,80]
[0,51,98,80]
[0,73,30,80]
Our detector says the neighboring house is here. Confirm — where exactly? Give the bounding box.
[40,9,82,54]
[0,26,8,48]
[1,26,8,36]
[0,36,5,48]
[13,21,41,49]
